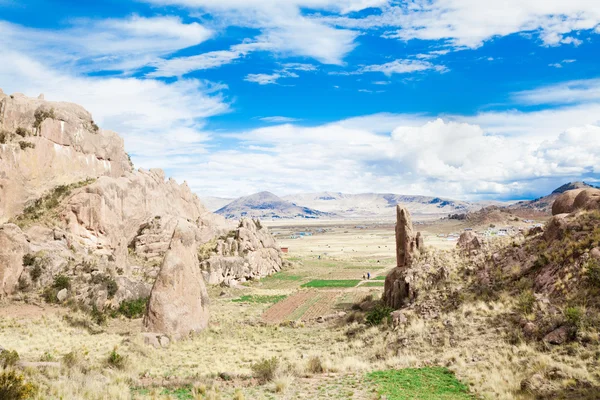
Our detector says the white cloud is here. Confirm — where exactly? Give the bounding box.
[325,1,600,49]
[0,16,212,73]
[260,116,301,123]
[361,59,448,76]
[549,63,563,68]
[245,71,299,85]
[512,78,600,106]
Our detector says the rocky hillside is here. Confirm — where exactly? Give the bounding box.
[216,191,333,219]
[0,90,284,318]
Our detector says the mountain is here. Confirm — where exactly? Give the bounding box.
[282,192,478,219]
[200,196,235,212]
[216,191,333,219]
[508,181,597,215]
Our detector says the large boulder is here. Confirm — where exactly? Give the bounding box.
[383,206,422,309]
[457,231,482,252]
[143,220,210,340]
[544,214,569,242]
[0,224,28,296]
[552,188,600,216]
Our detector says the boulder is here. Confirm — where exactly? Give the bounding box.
[590,247,600,261]
[552,189,585,215]
[457,231,482,252]
[543,325,569,345]
[0,224,28,297]
[143,220,210,340]
[56,288,68,302]
[544,214,569,242]
[573,188,600,212]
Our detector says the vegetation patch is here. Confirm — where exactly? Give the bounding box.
[33,107,56,129]
[232,295,287,304]
[374,275,387,280]
[362,281,385,287]
[0,370,37,400]
[114,297,148,319]
[11,178,96,228]
[367,368,473,400]
[302,280,360,288]
[365,303,393,326]
[18,141,35,150]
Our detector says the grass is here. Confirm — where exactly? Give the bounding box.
[263,273,303,281]
[232,295,287,304]
[367,368,473,400]
[362,281,385,287]
[374,275,387,280]
[301,280,360,288]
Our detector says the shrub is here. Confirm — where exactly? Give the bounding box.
[585,258,600,287]
[365,303,393,326]
[15,127,29,137]
[33,107,55,129]
[0,130,10,144]
[0,370,37,400]
[516,290,536,315]
[307,356,324,374]
[62,350,81,369]
[116,298,147,319]
[53,275,71,290]
[91,305,107,325]
[22,254,36,267]
[251,357,279,383]
[18,141,35,150]
[42,287,59,304]
[564,306,584,330]
[0,350,20,368]
[106,348,127,370]
[106,278,118,299]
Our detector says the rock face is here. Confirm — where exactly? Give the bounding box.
[383,206,422,309]
[552,188,600,215]
[144,221,210,339]
[200,218,284,286]
[0,224,27,296]
[0,91,131,222]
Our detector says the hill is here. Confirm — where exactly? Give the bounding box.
[216,191,333,219]
[282,192,478,219]
[200,196,235,212]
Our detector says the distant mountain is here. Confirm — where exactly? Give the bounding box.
[200,196,235,212]
[215,191,333,219]
[508,181,597,215]
[282,192,478,219]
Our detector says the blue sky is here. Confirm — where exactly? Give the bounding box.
[1,1,599,200]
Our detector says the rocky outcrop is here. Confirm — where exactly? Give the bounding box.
[0,91,131,222]
[199,218,283,286]
[457,231,482,253]
[552,188,600,215]
[0,224,27,296]
[383,206,423,309]
[143,221,210,339]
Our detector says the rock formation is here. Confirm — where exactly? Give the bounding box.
[552,188,600,215]
[199,218,284,286]
[0,91,131,222]
[457,231,482,253]
[0,91,283,309]
[143,221,210,339]
[383,206,423,309]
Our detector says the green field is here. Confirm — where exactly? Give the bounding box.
[374,275,387,280]
[362,281,385,287]
[232,295,287,304]
[367,368,473,400]
[301,280,361,288]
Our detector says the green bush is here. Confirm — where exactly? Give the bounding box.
[18,141,35,150]
[15,127,29,137]
[251,357,279,383]
[106,348,127,370]
[116,298,148,319]
[585,258,600,287]
[0,350,20,368]
[33,107,55,129]
[0,370,37,400]
[52,275,71,290]
[365,304,393,326]
[42,287,59,304]
[564,306,584,329]
[22,254,36,267]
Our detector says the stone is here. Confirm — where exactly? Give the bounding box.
[544,214,569,242]
[0,224,28,297]
[383,206,422,309]
[552,189,585,215]
[573,188,600,212]
[590,247,600,261]
[56,288,68,302]
[391,310,408,327]
[544,325,569,345]
[527,226,543,236]
[143,220,210,340]
[457,231,482,252]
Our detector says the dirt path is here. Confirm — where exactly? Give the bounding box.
[0,302,65,320]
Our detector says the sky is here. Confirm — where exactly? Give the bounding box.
[0,1,599,201]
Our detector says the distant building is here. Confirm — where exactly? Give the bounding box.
[281,247,289,253]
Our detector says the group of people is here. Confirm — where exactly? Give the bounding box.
[362,272,371,280]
